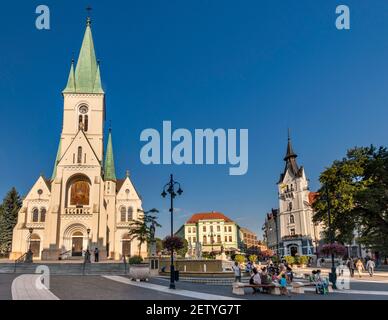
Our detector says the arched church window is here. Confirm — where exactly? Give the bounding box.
[84,115,88,132]
[127,207,133,221]
[70,180,90,206]
[288,202,293,211]
[32,208,39,222]
[77,146,82,164]
[40,208,46,222]
[79,115,83,130]
[290,214,294,224]
[120,207,126,222]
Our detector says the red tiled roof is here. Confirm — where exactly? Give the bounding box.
[186,212,233,224]
[308,192,319,205]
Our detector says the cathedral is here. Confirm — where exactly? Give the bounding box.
[264,134,323,257]
[10,17,145,261]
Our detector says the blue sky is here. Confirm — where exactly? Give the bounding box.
[0,1,387,238]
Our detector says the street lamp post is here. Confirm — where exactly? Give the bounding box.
[325,185,337,289]
[28,228,33,251]
[272,209,280,257]
[87,228,91,250]
[161,174,183,290]
[25,227,34,263]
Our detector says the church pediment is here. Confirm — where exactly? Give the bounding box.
[116,176,141,201]
[57,130,101,167]
[24,176,51,201]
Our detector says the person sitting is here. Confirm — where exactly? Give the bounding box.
[245,261,253,273]
[260,267,272,293]
[249,267,262,294]
[313,269,328,294]
[309,270,317,283]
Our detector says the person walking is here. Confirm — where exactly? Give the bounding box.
[356,259,364,278]
[84,249,91,263]
[366,259,375,277]
[279,274,291,297]
[232,261,242,282]
[94,247,99,262]
[347,257,355,277]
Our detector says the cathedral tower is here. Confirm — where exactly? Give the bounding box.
[10,17,145,261]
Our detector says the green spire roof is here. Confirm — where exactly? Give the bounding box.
[93,62,104,94]
[63,59,76,93]
[104,129,116,181]
[51,138,62,180]
[63,17,104,94]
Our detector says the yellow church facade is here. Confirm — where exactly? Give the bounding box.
[10,17,146,261]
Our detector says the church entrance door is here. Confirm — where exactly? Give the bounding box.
[122,240,131,257]
[72,232,83,256]
[30,234,41,258]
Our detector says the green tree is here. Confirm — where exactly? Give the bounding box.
[354,147,388,255]
[313,146,388,256]
[0,187,22,256]
[128,210,161,256]
[313,146,372,243]
[177,238,188,257]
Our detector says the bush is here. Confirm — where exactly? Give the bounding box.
[248,254,257,263]
[162,236,184,252]
[319,243,347,257]
[127,255,143,264]
[234,254,245,264]
[299,255,309,265]
[202,252,216,260]
[271,255,280,264]
[284,256,295,265]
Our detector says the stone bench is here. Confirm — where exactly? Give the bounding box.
[232,282,280,296]
[291,281,333,294]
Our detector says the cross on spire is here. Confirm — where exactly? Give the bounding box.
[86,5,92,25]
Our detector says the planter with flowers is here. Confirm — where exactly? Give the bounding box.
[319,243,347,257]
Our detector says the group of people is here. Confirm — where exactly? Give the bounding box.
[232,260,293,296]
[83,247,99,263]
[309,269,330,294]
[345,257,375,278]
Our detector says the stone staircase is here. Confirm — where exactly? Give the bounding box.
[0,262,128,275]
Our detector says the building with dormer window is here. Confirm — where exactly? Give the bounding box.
[263,134,323,257]
[176,212,242,256]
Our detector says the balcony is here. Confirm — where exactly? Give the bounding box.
[116,221,133,228]
[25,222,45,229]
[64,207,92,215]
[279,191,295,200]
[282,234,303,240]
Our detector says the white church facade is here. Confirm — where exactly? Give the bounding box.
[10,17,146,261]
[263,135,324,257]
